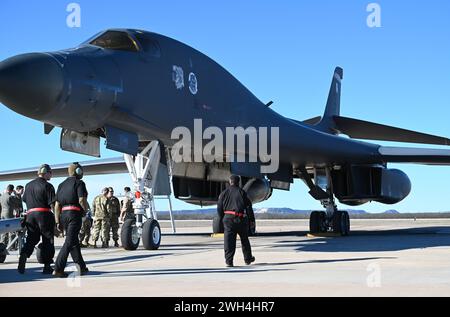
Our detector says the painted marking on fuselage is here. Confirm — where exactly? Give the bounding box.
[189,72,198,95]
[172,65,185,90]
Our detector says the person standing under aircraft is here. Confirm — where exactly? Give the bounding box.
[217,175,256,267]
[53,163,89,278]
[107,187,121,248]
[13,185,24,217]
[1,185,16,247]
[120,187,134,222]
[18,165,56,274]
[79,201,93,248]
[92,187,110,248]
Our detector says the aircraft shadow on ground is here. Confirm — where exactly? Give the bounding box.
[271,227,450,252]
[0,253,169,284]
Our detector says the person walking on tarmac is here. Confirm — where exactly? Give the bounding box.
[217,175,256,267]
[53,163,89,277]
[18,164,56,274]
[92,187,110,248]
[106,187,121,247]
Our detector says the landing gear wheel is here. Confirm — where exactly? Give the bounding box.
[142,219,161,250]
[332,210,350,236]
[0,243,6,263]
[121,219,140,250]
[212,216,224,234]
[310,211,327,233]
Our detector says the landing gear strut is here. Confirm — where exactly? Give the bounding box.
[297,166,351,236]
[121,141,171,251]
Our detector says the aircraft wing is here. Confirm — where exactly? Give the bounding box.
[379,147,450,165]
[0,157,127,181]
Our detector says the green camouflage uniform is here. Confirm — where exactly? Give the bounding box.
[79,202,92,245]
[107,196,121,242]
[0,192,16,246]
[92,194,110,243]
[121,196,134,221]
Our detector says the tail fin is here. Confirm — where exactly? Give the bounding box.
[316,67,343,134]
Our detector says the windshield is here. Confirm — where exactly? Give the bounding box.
[134,33,161,57]
[90,31,139,52]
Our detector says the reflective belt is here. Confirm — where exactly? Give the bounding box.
[62,206,82,212]
[224,211,245,217]
[27,208,51,214]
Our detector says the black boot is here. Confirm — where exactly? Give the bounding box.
[43,264,54,275]
[53,270,69,278]
[79,266,89,276]
[245,256,256,265]
[18,253,27,274]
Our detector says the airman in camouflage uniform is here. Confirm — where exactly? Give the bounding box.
[106,187,121,247]
[79,202,93,248]
[120,187,134,222]
[92,188,110,248]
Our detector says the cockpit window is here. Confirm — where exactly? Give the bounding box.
[90,31,139,52]
[135,34,161,58]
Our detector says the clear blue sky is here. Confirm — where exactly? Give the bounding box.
[0,0,449,212]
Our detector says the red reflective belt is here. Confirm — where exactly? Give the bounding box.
[62,206,82,212]
[224,211,245,217]
[27,208,51,213]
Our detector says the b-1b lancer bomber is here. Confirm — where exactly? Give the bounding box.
[1,29,450,250]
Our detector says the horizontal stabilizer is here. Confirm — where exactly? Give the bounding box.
[379,146,450,165]
[334,116,450,146]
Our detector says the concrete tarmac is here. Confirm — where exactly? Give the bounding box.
[1,219,450,297]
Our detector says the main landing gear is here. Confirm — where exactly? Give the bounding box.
[309,202,350,236]
[297,166,351,236]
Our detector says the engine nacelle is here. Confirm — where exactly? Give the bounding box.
[375,168,411,204]
[332,165,411,206]
[243,178,273,204]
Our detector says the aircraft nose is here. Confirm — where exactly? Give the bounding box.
[0,53,64,119]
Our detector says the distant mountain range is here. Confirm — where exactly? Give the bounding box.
[158,208,401,215]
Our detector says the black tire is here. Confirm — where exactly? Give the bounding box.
[309,211,321,233]
[318,211,327,233]
[332,210,350,236]
[121,219,140,250]
[142,219,161,250]
[212,216,224,234]
[342,211,350,236]
[0,243,6,263]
